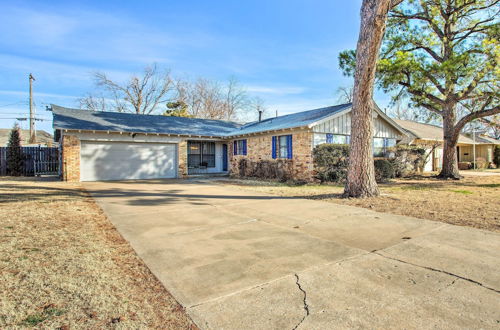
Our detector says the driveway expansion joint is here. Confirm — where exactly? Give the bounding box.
[292,273,310,330]
[373,252,500,294]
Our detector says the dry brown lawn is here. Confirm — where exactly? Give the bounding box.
[0,178,196,329]
[222,174,500,233]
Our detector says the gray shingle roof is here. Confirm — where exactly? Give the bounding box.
[51,105,241,137]
[52,103,354,138]
[475,134,500,145]
[231,103,352,136]
[394,119,500,145]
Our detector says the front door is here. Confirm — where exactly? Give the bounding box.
[222,144,228,171]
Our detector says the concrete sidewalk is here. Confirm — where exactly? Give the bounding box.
[84,179,500,329]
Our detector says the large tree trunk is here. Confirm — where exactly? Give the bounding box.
[438,110,461,179]
[344,0,393,198]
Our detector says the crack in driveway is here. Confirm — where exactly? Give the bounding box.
[292,273,310,330]
[374,252,500,294]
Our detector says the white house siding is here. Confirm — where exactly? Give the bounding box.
[207,142,226,173]
[423,147,434,172]
[313,112,352,135]
[312,112,402,147]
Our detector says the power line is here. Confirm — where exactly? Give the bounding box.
[0,101,28,108]
[0,117,49,121]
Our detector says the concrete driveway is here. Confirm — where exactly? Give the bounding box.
[84,179,500,329]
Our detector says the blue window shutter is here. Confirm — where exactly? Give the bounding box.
[233,141,237,155]
[272,136,277,159]
[242,139,247,155]
[287,135,293,159]
[326,133,333,144]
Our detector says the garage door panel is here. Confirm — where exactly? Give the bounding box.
[80,141,177,181]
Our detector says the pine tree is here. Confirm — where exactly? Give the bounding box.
[7,124,24,176]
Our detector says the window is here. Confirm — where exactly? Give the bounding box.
[385,138,396,148]
[272,135,293,159]
[327,134,348,144]
[373,138,385,157]
[373,138,397,157]
[187,141,216,168]
[233,139,247,155]
[202,142,216,167]
[278,135,288,158]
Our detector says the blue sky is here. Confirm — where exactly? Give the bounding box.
[0,0,392,133]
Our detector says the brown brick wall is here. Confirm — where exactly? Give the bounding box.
[61,134,80,182]
[229,129,314,181]
[178,140,188,178]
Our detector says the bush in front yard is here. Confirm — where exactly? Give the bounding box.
[471,157,488,169]
[313,143,424,184]
[374,159,395,182]
[312,144,350,183]
[237,158,293,182]
[390,145,427,177]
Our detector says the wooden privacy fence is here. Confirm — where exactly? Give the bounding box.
[0,147,59,176]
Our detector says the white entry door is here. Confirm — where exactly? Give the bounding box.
[80,141,177,181]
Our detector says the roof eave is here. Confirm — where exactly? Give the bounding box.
[57,128,226,139]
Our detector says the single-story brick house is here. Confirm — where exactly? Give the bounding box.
[51,103,408,182]
[395,119,500,171]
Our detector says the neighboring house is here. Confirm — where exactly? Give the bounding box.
[395,119,500,171]
[51,103,407,182]
[0,129,55,147]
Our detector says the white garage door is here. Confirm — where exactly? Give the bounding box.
[80,141,177,181]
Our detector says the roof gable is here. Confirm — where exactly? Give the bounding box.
[230,103,352,136]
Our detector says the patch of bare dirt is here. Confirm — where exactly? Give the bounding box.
[0,177,196,329]
[223,175,500,232]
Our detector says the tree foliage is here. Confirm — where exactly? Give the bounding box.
[163,101,192,117]
[7,124,24,176]
[339,0,500,179]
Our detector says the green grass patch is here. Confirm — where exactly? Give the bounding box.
[476,183,500,188]
[399,185,433,191]
[22,314,47,326]
[451,190,473,195]
[21,308,65,326]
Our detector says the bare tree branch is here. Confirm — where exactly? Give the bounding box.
[81,64,174,114]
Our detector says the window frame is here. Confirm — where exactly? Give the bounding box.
[187,141,216,168]
[326,134,349,144]
[278,135,288,158]
[234,139,247,155]
[273,134,292,159]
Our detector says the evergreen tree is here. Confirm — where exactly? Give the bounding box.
[7,124,24,176]
[163,101,192,117]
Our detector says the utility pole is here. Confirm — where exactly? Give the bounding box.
[473,126,476,170]
[29,73,36,144]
